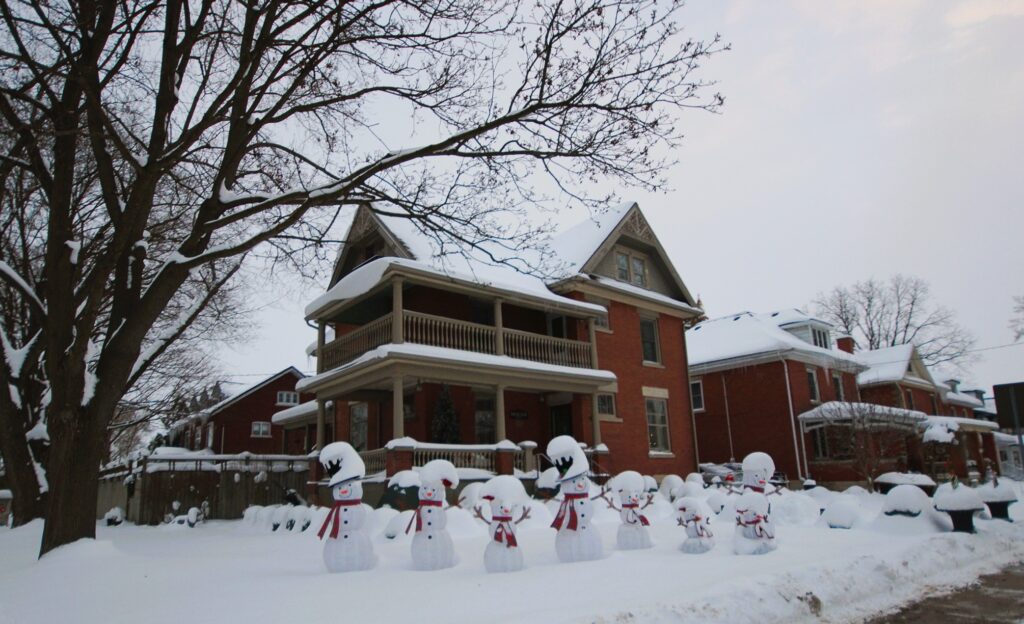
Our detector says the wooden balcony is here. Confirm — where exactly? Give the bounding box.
[318,309,595,372]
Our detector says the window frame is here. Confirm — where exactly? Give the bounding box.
[250,421,272,438]
[350,402,369,451]
[832,372,844,401]
[596,393,616,417]
[639,316,661,364]
[205,422,215,448]
[276,391,299,406]
[811,327,831,349]
[807,367,820,403]
[904,389,915,410]
[613,247,650,288]
[645,397,671,452]
[689,379,705,412]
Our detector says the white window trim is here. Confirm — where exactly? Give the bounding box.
[690,379,705,413]
[645,397,671,453]
[251,421,272,438]
[596,393,616,417]
[832,372,844,402]
[639,316,662,365]
[614,247,650,288]
[807,367,820,403]
[276,391,299,406]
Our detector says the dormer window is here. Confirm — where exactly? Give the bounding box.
[615,249,648,288]
[276,391,299,406]
[811,327,830,349]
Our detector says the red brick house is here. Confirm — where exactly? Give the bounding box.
[169,367,311,454]
[276,202,703,478]
[685,309,865,483]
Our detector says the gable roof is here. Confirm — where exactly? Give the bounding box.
[200,367,305,420]
[855,344,941,389]
[686,309,863,373]
[549,202,698,306]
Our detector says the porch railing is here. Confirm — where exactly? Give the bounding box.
[319,310,594,372]
[359,448,387,475]
[413,446,497,472]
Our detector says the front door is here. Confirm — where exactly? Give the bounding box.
[550,404,573,438]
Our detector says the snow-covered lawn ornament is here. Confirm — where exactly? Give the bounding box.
[474,475,531,573]
[882,484,930,518]
[643,475,658,495]
[741,452,778,494]
[933,477,985,533]
[318,442,376,573]
[659,474,684,501]
[733,491,776,555]
[705,490,727,515]
[977,475,1017,521]
[547,435,603,563]
[602,471,653,550]
[408,459,459,570]
[535,467,560,500]
[676,497,714,553]
[820,495,859,529]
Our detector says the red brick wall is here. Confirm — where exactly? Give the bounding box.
[590,298,696,476]
[210,373,312,454]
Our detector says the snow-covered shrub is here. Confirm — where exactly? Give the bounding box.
[882,485,929,517]
[820,495,860,529]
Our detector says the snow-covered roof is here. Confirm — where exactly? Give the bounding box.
[993,431,1022,446]
[686,310,862,372]
[799,401,928,430]
[547,201,635,275]
[941,388,985,409]
[296,343,615,394]
[272,400,320,426]
[169,367,305,433]
[573,274,703,315]
[306,256,603,320]
[855,344,922,386]
[923,415,998,433]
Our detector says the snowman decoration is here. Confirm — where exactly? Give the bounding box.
[600,470,653,550]
[473,475,531,573]
[547,435,603,563]
[740,451,779,495]
[317,442,376,572]
[676,496,714,554]
[733,490,776,555]
[407,459,459,570]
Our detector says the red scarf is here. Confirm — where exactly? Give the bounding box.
[551,493,588,531]
[405,500,444,534]
[317,499,362,540]
[491,515,517,548]
[622,502,650,526]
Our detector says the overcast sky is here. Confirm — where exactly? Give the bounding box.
[218,0,1024,397]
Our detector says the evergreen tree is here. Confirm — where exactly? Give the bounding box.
[430,385,461,444]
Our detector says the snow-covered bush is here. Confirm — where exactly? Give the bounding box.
[820,496,860,529]
[882,485,929,517]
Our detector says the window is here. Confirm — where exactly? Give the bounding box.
[251,421,272,438]
[276,391,299,406]
[193,425,202,448]
[832,373,844,401]
[350,403,368,451]
[806,366,823,401]
[811,327,830,349]
[206,423,215,449]
[597,394,616,416]
[595,313,610,330]
[616,252,631,281]
[807,368,820,402]
[640,318,660,363]
[475,397,496,444]
[930,395,939,415]
[630,256,648,287]
[904,389,914,410]
[811,428,829,459]
[614,249,649,288]
[645,398,670,452]
[690,380,705,412]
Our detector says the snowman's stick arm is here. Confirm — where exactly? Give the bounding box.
[515,507,531,524]
[472,505,491,525]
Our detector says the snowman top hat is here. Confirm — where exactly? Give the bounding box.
[546,435,590,483]
[320,441,366,487]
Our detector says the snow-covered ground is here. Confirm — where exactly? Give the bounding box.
[1,484,1023,624]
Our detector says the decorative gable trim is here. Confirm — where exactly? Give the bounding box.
[329,204,415,287]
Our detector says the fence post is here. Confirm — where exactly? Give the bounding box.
[518,440,537,474]
[386,442,415,477]
[495,447,516,476]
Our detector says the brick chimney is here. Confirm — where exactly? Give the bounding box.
[836,335,856,354]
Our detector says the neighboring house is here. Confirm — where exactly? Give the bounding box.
[168,367,310,454]
[685,309,865,483]
[276,201,703,476]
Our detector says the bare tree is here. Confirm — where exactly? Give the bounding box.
[0,0,725,554]
[1011,295,1024,341]
[813,275,975,367]
[807,402,915,489]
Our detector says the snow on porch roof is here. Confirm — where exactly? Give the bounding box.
[272,399,320,426]
[306,256,605,319]
[799,401,928,429]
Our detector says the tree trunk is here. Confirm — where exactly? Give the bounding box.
[38,407,106,556]
[0,408,46,526]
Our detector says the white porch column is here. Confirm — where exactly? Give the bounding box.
[494,299,505,356]
[591,392,602,445]
[392,376,404,438]
[392,277,404,344]
[496,384,507,441]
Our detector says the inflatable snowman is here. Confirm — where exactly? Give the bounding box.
[606,470,653,550]
[676,496,714,554]
[547,435,603,563]
[407,459,459,570]
[317,442,376,572]
[741,452,777,494]
[733,490,776,555]
[475,475,531,573]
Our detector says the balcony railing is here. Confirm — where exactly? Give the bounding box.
[319,310,594,372]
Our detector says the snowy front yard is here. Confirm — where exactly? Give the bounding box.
[2,485,1023,624]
